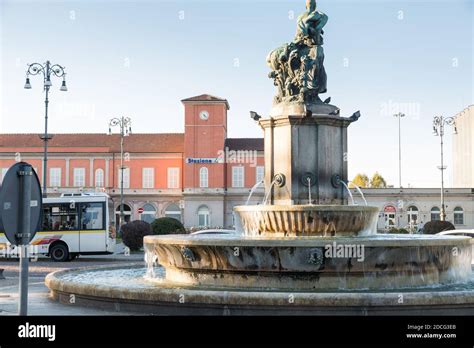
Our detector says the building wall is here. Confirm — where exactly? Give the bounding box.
[453,105,474,187]
[356,188,474,231]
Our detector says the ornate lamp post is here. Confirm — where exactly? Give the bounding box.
[432,115,457,221]
[24,61,67,197]
[108,117,132,230]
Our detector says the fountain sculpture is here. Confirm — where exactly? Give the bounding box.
[144,0,471,290]
[46,0,473,314]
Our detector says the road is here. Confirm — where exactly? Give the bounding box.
[0,244,145,315]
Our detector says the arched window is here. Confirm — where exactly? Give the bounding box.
[115,203,132,227]
[141,203,156,224]
[407,206,418,224]
[430,207,440,221]
[95,168,104,188]
[199,167,208,188]
[454,207,464,225]
[165,203,182,222]
[198,205,210,227]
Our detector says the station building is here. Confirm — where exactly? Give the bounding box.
[0,95,473,231]
[0,95,264,229]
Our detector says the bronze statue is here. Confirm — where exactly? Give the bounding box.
[267,0,329,106]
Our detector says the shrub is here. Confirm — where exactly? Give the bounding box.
[121,220,152,251]
[388,227,410,234]
[151,217,186,235]
[422,220,455,235]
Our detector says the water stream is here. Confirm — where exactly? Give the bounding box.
[246,180,264,205]
[307,177,312,205]
[339,181,355,205]
[262,179,278,205]
[349,181,368,206]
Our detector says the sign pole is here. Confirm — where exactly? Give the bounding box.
[18,164,33,316]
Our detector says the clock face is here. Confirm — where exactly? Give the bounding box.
[199,110,209,120]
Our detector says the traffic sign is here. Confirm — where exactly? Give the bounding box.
[0,162,42,246]
[138,207,144,214]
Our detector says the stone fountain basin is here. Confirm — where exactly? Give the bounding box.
[234,205,379,237]
[144,234,473,291]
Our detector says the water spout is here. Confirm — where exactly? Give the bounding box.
[348,182,368,206]
[246,180,264,205]
[307,177,312,205]
[262,179,278,205]
[339,181,355,205]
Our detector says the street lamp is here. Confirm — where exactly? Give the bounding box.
[24,61,67,197]
[108,117,132,231]
[394,112,405,188]
[433,115,457,221]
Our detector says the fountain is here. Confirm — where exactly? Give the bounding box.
[46,0,474,314]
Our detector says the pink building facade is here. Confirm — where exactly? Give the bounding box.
[0,95,264,228]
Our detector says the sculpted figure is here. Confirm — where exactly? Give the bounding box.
[267,0,328,105]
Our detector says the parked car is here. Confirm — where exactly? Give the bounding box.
[191,229,239,236]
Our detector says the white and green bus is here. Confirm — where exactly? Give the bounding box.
[0,193,116,262]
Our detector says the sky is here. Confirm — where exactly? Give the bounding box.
[0,0,473,188]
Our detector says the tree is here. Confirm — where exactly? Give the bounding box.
[422,220,455,235]
[370,172,387,188]
[151,217,186,235]
[350,173,369,188]
[121,220,152,251]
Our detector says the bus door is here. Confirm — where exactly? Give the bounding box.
[78,202,106,252]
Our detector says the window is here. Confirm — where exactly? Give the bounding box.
[168,168,180,189]
[1,168,9,183]
[454,207,464,225]
[140,203,156,224]
[73,168,86,187]
[49,168,61,187]
[407,206,419,224]
[198,205,210,227]
[118,167,130,189]
[199,167,208,188]
[95,169,104,187]
[80,202,104,230]
[232,166,244,188]
[142,168,154,189]
[115,204,132,226]
[165,203,182,222]
[430,207,440,221]
[42,203,78,231]
[256,166,264,184]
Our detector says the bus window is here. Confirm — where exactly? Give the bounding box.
[43,204,78,231]
[80,202,104,230]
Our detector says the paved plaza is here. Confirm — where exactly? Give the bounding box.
[0,244,144,315]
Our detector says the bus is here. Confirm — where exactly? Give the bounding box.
[0,193,116,262]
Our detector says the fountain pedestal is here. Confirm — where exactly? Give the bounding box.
[260,107,357,205]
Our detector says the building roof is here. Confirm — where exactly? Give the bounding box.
[0,133,184,153]
[181,94,230,110]
[225,138,264,151]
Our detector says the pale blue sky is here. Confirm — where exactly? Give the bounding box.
[0,0,473,187]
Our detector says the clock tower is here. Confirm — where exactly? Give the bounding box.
[182,94,230,190]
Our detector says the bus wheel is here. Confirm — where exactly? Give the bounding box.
[50,243,69,262]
